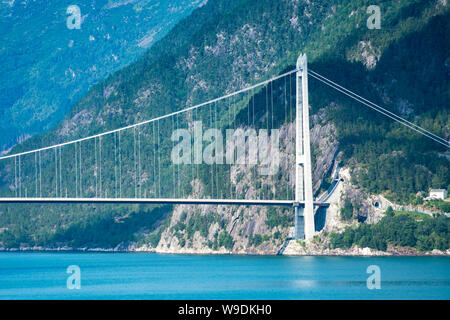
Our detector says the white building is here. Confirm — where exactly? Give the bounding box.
[429,189,447,200]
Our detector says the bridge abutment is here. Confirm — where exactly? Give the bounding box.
[294,204,305,239]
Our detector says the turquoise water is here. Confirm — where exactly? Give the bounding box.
[0,252,449,299]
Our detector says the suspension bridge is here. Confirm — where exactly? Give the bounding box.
[0,53,448,240]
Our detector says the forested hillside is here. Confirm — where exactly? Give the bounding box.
[0,0,448,252]
[0,0,204,152]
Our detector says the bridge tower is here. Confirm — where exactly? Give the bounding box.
[294,53,315,240]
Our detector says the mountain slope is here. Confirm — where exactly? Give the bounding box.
[0,0,205,152]
[0,0,448,253]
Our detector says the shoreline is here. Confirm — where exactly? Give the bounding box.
[0,246,449,257]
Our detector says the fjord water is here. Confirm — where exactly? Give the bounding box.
[0,253,448,299]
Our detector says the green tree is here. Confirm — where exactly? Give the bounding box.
[341,200,354,221]
[385,206,394,217]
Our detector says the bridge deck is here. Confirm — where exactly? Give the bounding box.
[0,197,329,207]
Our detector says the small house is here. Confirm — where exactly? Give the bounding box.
[429,189,447,200]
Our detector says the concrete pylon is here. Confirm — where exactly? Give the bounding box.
[294,53,315,240]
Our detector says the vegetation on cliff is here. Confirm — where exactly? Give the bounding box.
[330,207,450,252]
[0,0,448,251]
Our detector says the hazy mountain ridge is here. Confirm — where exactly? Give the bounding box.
[0,0,205,152]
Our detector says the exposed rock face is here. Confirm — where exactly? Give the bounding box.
[321,168,348,234]
[150,122,298,255]
[154,203,284,255]
[348,41,381,70]
[310,108,339,192]
[341,182,384,224]
[139,115,340,255]
[58,109,94,138]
